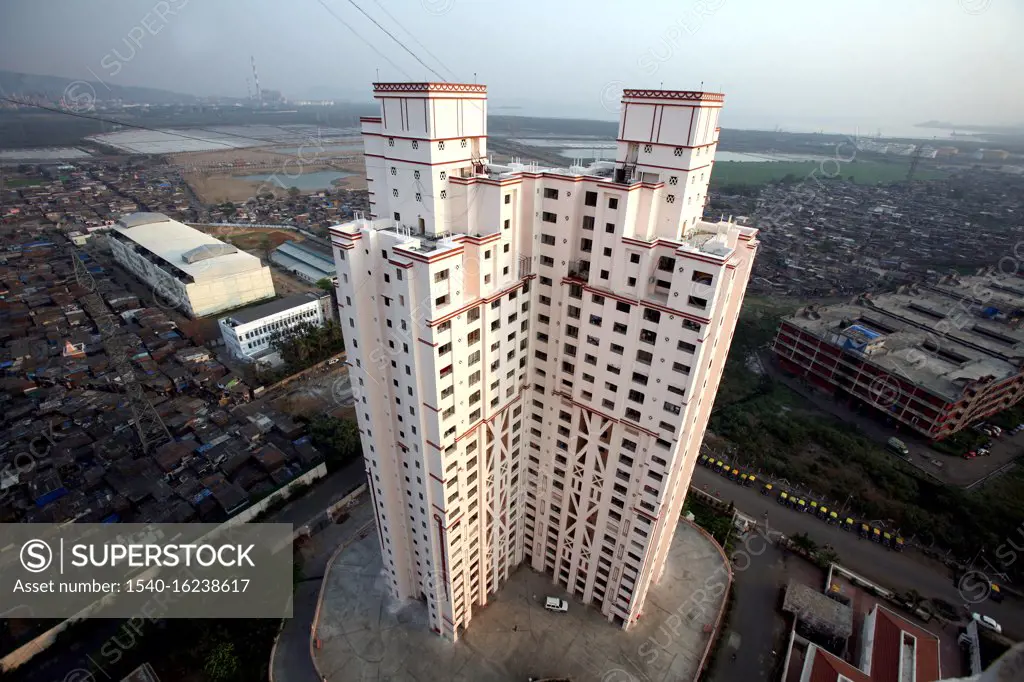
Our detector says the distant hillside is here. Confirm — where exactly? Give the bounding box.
[0,69,200,105]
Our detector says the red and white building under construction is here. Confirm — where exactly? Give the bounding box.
[773,275,1024,441]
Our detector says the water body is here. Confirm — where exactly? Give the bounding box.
[236,169,354,190]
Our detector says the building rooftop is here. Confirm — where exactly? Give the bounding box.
[781,273,1024,401]
[113,213,265,281]
[220,291,324,326]
[782,582,854,640]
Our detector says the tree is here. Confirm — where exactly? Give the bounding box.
[316,277,334,292]
[309,416,362,471]
[287,186,301,198]
[203,641,239,681]
[791,532,818,555]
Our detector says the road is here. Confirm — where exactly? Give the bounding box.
[691,467,1024,639]
[708,539,790,682]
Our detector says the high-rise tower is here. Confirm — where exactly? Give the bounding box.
[331,82,758,641]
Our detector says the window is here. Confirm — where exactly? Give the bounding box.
[435,294,449,306]
[639,329,657,345]
[658,256,675,272]
[543,188,559,199]
[605,222,615,234]
[541,234,556,246]
[504,219,510,230]
[589,315,603,327]
[678,340,696,354]
[643,309,662,324]
[388,137,395,147]
[468,350,481,365]
[600,269,609,280]
[637,349,653,365]
[693,271,714,285]
[632,372,648,385]
[438,342,452,356]
[582,215,595,231]
[608,197,618,209]
[688,296,708,309]
[603,247,612,257]
[434,269,449,283]
[505,194,511,204]
[584,191,597,206]
[485,250,492,259]
[610,343,624,355]
[683,320,702,333]
[540,255,554,267]
[663,402,681,415]
[542,212,558,223]
[504,244,510,253]
[672,362,691,375]
[580,238,593,252]
[467,329,480,345]
[628,389,645,404]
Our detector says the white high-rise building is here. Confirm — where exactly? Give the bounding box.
[331,82,758,641]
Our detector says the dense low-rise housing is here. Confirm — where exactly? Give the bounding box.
[0,227,325,526]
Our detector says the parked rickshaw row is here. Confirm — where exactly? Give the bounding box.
[698,453,905,551]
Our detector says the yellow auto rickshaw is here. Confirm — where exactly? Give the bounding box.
[761,483,773,496]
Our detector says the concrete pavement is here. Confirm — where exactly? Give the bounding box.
[313,521,729,682]
[690,467,1024,639]
[272,500,375,682]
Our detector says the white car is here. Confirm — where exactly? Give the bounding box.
[544,596,568,612]
[972,612,1002,634]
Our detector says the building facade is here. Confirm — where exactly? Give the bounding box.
[331,82,758,641]
[109,213,275,318]
[219,292,329,363]
[773,275,1024,441]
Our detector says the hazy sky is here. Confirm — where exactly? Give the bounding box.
[1,0,1021,132]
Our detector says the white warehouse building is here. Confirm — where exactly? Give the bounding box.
[109,213,276,318]
[219,291,331,363]
[332,82,758,641]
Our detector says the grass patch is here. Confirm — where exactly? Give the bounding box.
[3,177,46,188]
[709,160,947,187]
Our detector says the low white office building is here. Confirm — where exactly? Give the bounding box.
[219,292,330,363]
[109,212,276,318]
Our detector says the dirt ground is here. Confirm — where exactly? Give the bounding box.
[183,164,366,204]
[169,140,362,167]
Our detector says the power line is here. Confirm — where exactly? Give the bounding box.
[367,0,458,80]
[340,0,447,81]
[0,96,348,150]
[314,0,412,79]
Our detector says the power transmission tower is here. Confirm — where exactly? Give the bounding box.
[906,143,923,183]
[73,247,171,453]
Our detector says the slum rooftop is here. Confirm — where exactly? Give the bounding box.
[782,272,1024,402]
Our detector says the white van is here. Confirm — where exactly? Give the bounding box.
[544,597,568,612]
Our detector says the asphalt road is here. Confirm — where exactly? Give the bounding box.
[709,538,790,682]
[691,467,1024,639]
